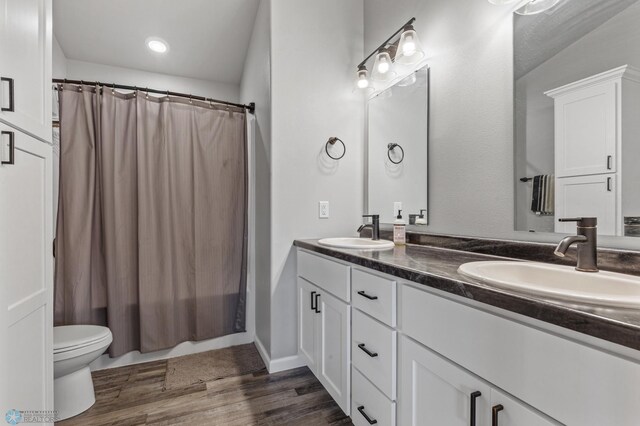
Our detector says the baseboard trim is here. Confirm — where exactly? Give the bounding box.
[254,336,305,373]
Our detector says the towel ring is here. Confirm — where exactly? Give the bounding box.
[326,137,346,160]
[387,143,404,164]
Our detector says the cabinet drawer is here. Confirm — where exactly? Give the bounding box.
[352,367,396,426]
[352,268,396,326]
[352,309,397,400]
[401,284,640,426]
[297,250,350,302]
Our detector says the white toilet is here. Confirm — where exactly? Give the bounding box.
[54,325,113,421]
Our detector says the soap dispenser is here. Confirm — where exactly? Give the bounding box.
[393,209,406,245]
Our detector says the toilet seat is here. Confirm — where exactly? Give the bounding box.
[54,325,112,355]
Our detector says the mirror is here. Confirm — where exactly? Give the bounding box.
[514,0,640,237]
[366,66,429,224]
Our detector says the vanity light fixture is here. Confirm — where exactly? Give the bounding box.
[146,37,169,53]
[354,17,425,91]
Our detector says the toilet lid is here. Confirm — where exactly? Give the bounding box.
[54,325,112,353]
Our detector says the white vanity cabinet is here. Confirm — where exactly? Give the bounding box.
[546,65,640,235]
[0,0,53,142]
[296,248,640,425]
[297,251,351,415]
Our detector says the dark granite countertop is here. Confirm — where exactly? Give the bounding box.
[294,239,640,352]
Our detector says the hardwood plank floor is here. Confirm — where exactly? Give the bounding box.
[56,348,352,426]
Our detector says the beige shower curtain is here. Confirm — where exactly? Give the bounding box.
[54,85,247,357]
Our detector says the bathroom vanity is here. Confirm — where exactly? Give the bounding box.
[294,239,640,426]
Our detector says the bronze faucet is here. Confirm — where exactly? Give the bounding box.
[554,217,598,272]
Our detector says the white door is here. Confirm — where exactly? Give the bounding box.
[0,124,54,418]
[317,290,350,415]
[0,0,52,142]
[554,81,616,178]
[490,389,559,426]
[555,174,617,235]
[297,277,319,373]
[398,335,491,426]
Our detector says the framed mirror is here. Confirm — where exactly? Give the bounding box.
[514,0,640,238]
[366,66,429,224]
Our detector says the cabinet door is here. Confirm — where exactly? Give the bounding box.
[398,336,491,426]
[0,0,52,142]
[317,290,351,415]
[555,174,617,235]
[490,389,559,426]
[554,81,616,177]
[297,278,319,373]
[0,125,54,415]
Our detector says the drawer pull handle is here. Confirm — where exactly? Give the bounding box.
[310,291,317,312]
[314,293,321,313]
[607,155,613,170]
[607,177,612,192]
[357,290,378,300]
[1,130,15,165]
[357,406,378,425]
[1,77,15,112]
[358,343,378,358]
[470,391,481,426]
[491,404,504,426]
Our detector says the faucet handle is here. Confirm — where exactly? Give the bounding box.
[558,217,597,227]
[362,214,379,220]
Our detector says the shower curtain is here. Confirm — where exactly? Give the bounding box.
[54,84,247,357]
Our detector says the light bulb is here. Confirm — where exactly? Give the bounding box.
[146,37,169,53]
[402,35,416,56]
[356,67,370,89]
[377,58,390,74]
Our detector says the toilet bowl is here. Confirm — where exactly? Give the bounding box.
[54,325,113,421]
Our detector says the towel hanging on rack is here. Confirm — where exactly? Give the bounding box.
[530,174,554,215]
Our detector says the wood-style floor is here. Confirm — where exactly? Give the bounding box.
[56,355,352,425]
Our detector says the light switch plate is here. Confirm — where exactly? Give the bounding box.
[319,201,329,219]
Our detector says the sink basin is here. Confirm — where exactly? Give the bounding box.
[458,261,640,309]
[318,237,395,250]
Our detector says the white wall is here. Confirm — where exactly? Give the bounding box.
[240,0,272,358]
[64,59,240,102]
[269,0,364,362]
[515,2,640,232]
[52,36,67,78]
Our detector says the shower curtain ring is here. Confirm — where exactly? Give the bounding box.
[145,87,149,99]
[112,83,115,94]
[189,94,193,104]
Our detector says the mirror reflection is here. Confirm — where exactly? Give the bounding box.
[367,66,429,224]
[514,0,640,237]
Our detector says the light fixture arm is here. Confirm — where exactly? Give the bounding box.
[357,17,415,69]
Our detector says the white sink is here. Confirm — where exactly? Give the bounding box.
[458,261,640,309]
[318,237,395,250]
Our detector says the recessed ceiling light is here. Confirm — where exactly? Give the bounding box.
[146,37,168,53]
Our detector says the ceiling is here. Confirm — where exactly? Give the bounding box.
[53,0,260,85]
[514,0,638,79]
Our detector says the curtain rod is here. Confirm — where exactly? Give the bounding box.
[52,78,255,114]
